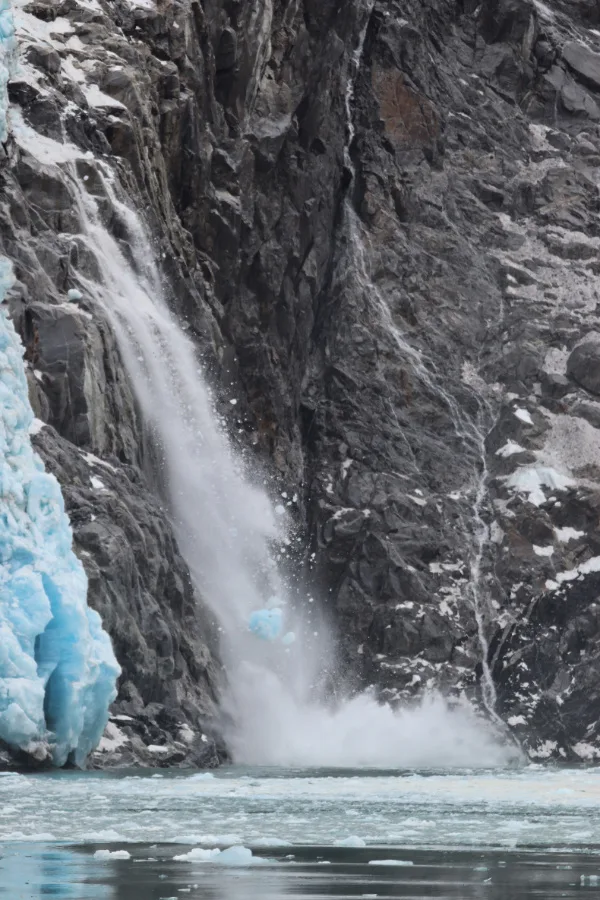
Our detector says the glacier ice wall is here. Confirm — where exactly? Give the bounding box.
[0,0,14,144]
[0,258,120,766]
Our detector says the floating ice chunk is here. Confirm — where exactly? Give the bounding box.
[334,836,366,847]
[507,715,527,726]
[173,833,241,845]
[174,845,265,866]
[248,608,283,641]
[93,849,131,860]
[573,742,600,760]
[67,289,83,301]
[369,859,414,866]
[0,259,120,765]
[252,836,293,847]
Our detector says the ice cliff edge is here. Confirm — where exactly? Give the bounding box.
[0,257,120,766]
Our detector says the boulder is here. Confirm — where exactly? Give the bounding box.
[567,336,600,395]
[562,41,600,92]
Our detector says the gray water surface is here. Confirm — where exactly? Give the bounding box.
[2,766,599,898]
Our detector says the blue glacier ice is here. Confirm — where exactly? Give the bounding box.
[248,608,283,642]
[0,258,120,765]
[0,0,15,144]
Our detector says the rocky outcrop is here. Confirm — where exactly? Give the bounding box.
[4,0,600,765]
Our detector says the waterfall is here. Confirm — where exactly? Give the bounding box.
[20,140,513,767]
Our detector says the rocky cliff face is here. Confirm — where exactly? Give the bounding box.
[3,0,600,766]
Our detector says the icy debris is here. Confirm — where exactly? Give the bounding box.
[0,0,15,143]
[173,846,265,866]
[173,832,240,845]
[514,408,534,426]
[530,740,558,759]
[96,721,128,753]
[504,466,574,506]
[84,84,126,110]
[555,527,584,543]
[334,836,366,847]
[94,849,131,860]
[532,0,555,19]
[67,289,83,301]
[548,556,600,590]
[10,110,85,163]
[177,724,195,744]
[248,608,283,641]
[533,545,554,557]
[496,441,526,458]
[369,859,414,866]
[0,259,120,765]
[81,452,116,473]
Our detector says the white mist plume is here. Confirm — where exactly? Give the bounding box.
[230,671,514,768]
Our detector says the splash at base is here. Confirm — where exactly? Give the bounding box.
[0,260,120,766]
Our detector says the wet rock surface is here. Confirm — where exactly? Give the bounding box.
[2,0,600,764]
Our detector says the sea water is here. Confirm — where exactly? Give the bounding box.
[1,765,599,898]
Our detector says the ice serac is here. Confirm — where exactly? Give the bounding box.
[0,258,120,767]
[0,0,14,143]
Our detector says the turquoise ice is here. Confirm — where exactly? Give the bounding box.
[0,0,15,144]
[0,259,120,765]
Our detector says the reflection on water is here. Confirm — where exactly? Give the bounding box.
[1,844,599,900]
[0,845,111,899]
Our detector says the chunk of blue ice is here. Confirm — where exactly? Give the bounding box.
[248,608,283,641]
[0,258,120,765]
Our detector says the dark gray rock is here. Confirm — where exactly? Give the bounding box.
[563,40,600,92]
[567,337,600,395]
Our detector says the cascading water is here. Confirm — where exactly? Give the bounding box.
[5,0,516,766]
[58,159,509,767]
